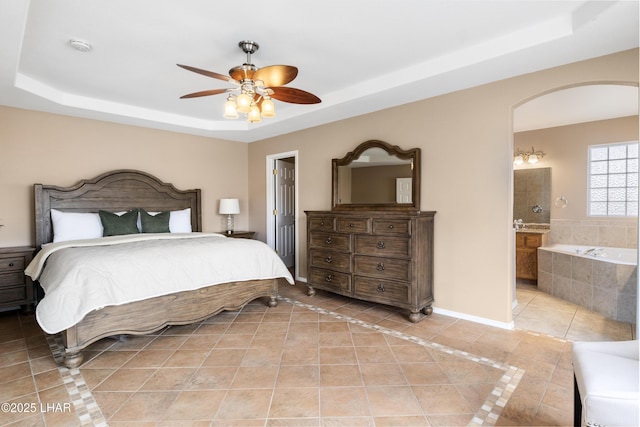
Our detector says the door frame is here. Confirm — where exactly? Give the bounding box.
[266,150,299,279]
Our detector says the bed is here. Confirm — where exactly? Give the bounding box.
[27,169,293,368]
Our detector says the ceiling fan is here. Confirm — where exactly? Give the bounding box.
[177,40,321,123]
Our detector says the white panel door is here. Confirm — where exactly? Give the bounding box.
[275,159,295,267]
[396,177,412,203]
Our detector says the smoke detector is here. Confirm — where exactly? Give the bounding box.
[68,39,92,52]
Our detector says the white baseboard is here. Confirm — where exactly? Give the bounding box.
[432,306,515,330]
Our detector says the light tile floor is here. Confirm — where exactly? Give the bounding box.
[0,281,635,426]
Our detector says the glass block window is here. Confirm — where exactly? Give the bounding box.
[588,142,638,216]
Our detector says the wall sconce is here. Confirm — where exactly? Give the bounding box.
[219,198,240,235]
[514,147,545,165]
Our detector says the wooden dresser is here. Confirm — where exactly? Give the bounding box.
[306,210,435,322]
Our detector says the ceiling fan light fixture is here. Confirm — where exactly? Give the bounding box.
[261,98,276,118]
[223,96,239,119]
[248,104,262,123]
[236,93,252,113]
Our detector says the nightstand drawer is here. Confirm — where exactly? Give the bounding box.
[0,286,27,304]
[0,272,26,287]
[0,256,25,271]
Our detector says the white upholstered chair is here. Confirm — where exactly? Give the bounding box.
[572,340,639,427]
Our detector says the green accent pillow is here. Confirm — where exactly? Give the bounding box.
[140,209,170,233]
[99,209,139,236]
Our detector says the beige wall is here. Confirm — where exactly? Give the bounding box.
[0,107,249,246]
[514,116,639,221]
[248,49,639,325]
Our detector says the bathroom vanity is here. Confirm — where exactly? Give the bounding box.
[306,140,435,322]
[515,229,548,281]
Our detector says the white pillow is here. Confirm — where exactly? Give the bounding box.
[51,209,103,242]
[139,208,192,233]
[169,208,192,233]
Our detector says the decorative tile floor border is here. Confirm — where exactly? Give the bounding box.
[45,334,108,427]
[279,295,526,426]
[44,295,526,426]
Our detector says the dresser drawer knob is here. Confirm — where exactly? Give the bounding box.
[376,262,385,271]
[325,274,334,283]
[377,284,385,293]
[320,221,325,226]
[325,256,333,263]
[376,241,385,249]
[325,237,333,244]
[349,223,355,228]
[8,262,14,267]
[388,224,394,229]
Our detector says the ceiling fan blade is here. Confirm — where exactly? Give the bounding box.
[180,88,231,99]
[177,64,235,83]
[253,65,298,87]
[270,87,321,104]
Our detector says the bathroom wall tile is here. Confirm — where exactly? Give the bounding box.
[552,254,571,279]
[598,225,628,248]
[571,258,593,284]
[593,262,618,291]
[569,281,593,311]
[592,288,617,320]
[572,225,598,246]
[616,292,637,324]
[548,222,571,245]
[552,276,571,301]
[537,249,552,274]
[537,271,552,294]
[616,265,638,295]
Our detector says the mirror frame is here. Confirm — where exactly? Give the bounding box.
[332,140,421,211]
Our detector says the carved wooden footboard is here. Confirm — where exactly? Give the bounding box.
[62,278,278,368]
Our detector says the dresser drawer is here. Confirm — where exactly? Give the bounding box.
[0,272,26,287]
[336,217,371,233]
[354,276,410,305]
[309,249,351,272]
[354,256,411,281]
[309,268,352,293]
[372,219,411,236]
[0,286,27,305]
[309,216,335,231]
[355,235,410,258]
[309,232,351,251]
[0,256,25,271]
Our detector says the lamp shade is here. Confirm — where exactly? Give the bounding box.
[219,198,240,215]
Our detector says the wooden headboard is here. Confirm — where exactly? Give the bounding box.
[34,169,202,249]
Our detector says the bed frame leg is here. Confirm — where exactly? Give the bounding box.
[64,350,84,369]
[268,295,278,307]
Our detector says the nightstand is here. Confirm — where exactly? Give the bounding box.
[0,247,36,314]
[224,231,255,239]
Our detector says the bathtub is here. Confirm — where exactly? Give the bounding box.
[537,244,638,323]
[541,244,637,266]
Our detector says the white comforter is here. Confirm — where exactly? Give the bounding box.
[26,233,294,334]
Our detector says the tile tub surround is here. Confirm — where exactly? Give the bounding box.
[538,246,638,323]
[548,218,638,249]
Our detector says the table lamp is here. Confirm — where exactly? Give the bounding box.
[219,198,240,234]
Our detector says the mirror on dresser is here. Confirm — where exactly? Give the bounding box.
[333,140,421,211]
